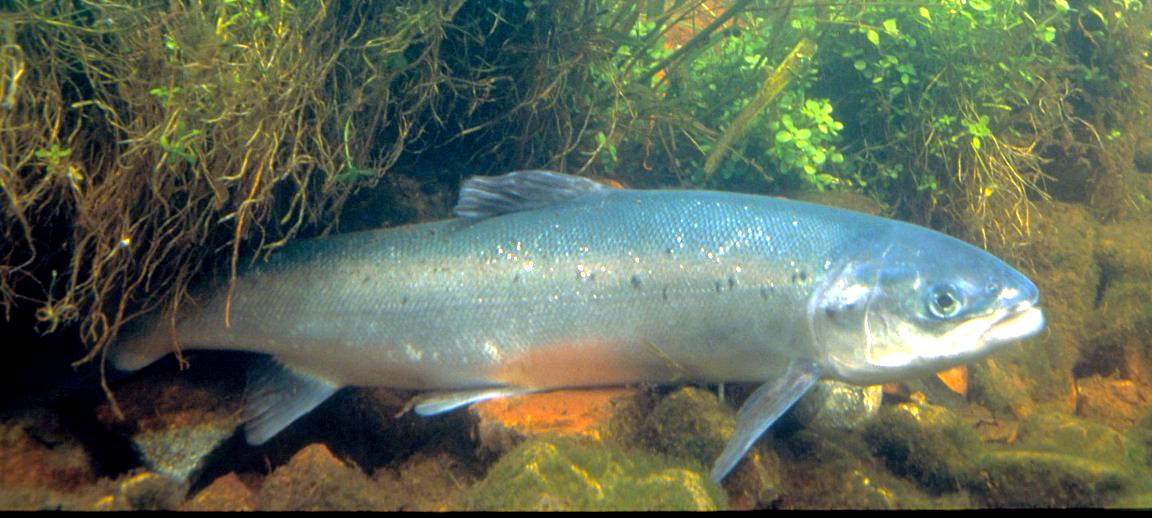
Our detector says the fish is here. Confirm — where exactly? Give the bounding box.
[112,170,1045,483]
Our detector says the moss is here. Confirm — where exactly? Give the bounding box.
[257,443,391,511]
[1015,411,1145,468]
[968,412,1151,507]
[777,428,972,509]
[972,450,1130,507]
[861,402,982,495]
[636,386,733,468]
[971,200,1096,412]
[460,438,726,511]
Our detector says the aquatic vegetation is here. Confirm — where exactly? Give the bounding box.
[460,438,726,511]
[0,1,484,395]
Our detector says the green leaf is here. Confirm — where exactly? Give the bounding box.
[968,0,991,11]
[866,29,880,47]
[918,7,932,21]
[775,130,793,143]
[882,19,899,36]
[816,173,839,185]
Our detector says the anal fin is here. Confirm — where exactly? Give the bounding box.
[243,358,340,445]
[711,359,821,483]
[407,387,541,416]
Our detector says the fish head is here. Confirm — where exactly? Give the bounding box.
[809,227,1044,386]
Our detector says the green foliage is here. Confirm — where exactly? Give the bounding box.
[766,95,845,190]
[578,0,1141,240]
[620,11,848,191]
[814,0,1088,235]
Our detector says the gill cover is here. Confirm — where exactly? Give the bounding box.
[809,233,1041,386]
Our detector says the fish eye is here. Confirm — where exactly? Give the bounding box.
[927,284,964,319]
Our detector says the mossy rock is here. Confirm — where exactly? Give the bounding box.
[972,450,1130,507]
[257,443,391,511]
[861,402,982,494]
[637,386,733,467]
[1014,411,1145,467]
[777,427,972,509]
[459,438,726,511]
[981,200,1094,409]
[969,412,1150,507]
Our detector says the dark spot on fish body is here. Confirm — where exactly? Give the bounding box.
[714,280,723,293]
[790,270,808,284]
[662,285,669,301]
[630,274,643,289]
[760,286,773,300]
[401,295,409,306]
[727,274,737,290]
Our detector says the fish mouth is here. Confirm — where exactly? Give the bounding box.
[981,301,1044,345]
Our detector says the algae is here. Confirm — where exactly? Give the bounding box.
[460,437,726,511]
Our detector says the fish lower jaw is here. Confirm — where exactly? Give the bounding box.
[982,306,1044,345]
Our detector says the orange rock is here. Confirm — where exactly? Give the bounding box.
[183,473,255,511]
[0,409,94,492]
[936,366,968,397]
[258,443,390,510]
[471,388,634,453]
[1075,376,1152,428]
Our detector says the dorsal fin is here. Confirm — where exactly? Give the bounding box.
[453,170,610,219]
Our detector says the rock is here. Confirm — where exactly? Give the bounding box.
[969,411,1146,507]
[99,366,244,485]
[791,380,883,433]
[471,388,633,455]
[87,469,185,510]
[633,386,786,508]
[372,451,478,511]
[861,401,982,494]
[637,386,732,468]
[182,473,255,511]
[0,408,95,492]
[460,438,725,511]
[968,359,1038,420]
[995,201,1095,410]
[257,443,390,510]
[130,417,242,484]
[113,470,186,510]
[721,446,784,510]
[1075,376,1152,428]
[1134,136,1152,173]
[1013,411,1142,467]
[775,428,972,509]
[972,450,1130,507]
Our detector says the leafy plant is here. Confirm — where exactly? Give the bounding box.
[767,95,845,190]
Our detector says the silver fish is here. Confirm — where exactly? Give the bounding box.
[113,170,1044,483]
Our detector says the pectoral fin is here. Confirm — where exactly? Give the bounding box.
[243,358,340,445]
[711,359,821,483]
[407,387,542,416]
